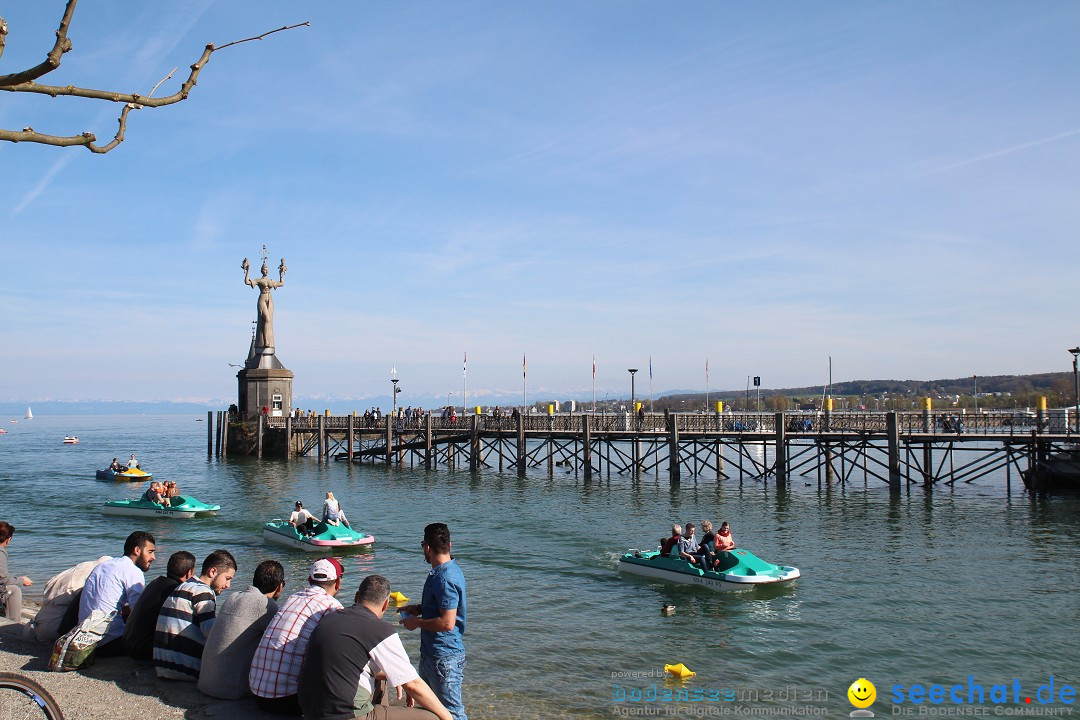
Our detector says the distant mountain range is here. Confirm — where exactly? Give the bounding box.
[1,372,1072,415]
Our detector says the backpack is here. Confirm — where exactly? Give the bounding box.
[48,609,116,671]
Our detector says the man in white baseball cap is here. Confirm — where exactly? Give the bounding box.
[249,558,345,715]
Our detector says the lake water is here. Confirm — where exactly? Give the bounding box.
[1,415,1078,719]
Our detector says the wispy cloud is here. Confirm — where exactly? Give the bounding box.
[11,154,75,216]
[920,128,1080,176]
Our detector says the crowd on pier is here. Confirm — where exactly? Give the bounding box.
[0,521,468,720]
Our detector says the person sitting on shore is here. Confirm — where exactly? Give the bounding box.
[28,555,112,642]
[249,558,344,715]
[659,524,682,557]
[123,551,196,660]
[298,574,453,720]
[78,531,156,657]
[153,549,237,681]
[1,521,33,622]
[289,501,317,537]
[199,560,284,700]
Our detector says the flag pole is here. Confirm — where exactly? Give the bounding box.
[649,356,654,412]
[592,354,596,412]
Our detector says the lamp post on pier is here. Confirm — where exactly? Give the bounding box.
[1069,347,1080,432]
[973,374,977,413]
[390,367,400,422]
[628,368,638,414]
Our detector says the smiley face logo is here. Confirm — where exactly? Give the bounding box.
[848,678,876,709]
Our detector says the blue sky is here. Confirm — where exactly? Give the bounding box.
[2,2,1079,405]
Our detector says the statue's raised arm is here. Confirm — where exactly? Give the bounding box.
[278,258,288,283]
[242,258,254,288]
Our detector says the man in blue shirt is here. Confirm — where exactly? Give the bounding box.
[78,530,156,657]
[401,523,467,720]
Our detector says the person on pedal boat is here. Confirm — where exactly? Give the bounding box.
[290,501,317,536]
[144,482,166,505]
[322,492,351,528]
[711,522,736,569]
[677,523,700,565]
[659,524,682,557]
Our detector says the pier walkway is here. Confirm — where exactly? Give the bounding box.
[210,409,1078,493]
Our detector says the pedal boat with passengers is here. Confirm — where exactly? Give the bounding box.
[618,546,800,591]
[96,466,153,481]
[102,495,220,519]
[263,519,375,551]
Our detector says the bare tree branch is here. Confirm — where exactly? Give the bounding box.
[0,2,309,154]
[0,103,135,153]
[0,0,77,86]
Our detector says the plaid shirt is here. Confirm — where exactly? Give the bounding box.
[248,585,343,698]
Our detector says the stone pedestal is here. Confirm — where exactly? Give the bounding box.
[238,348,293,420]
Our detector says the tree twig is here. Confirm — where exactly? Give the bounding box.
[0,3,309,154]
[148,67,177,98]
[0,18,9,64]
[214,22,310,51]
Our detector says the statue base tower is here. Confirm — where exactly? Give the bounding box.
[237,345,293,420]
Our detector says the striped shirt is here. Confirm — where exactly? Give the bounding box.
[248,584,342,699]
[153,578,217,680]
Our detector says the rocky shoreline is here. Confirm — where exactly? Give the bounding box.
[0,607,276,720]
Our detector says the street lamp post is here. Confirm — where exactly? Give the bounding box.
[1069,347,1080,432]
[390,368,400,422]
[628,368,638,416]
[973,374,977,413]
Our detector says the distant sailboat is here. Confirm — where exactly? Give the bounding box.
[25,406,32,419]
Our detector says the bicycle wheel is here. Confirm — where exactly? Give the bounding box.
[0,672,65,720]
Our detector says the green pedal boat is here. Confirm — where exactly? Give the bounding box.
[263,519,375,552]
[619,547,800,591]
[102,495,221,519]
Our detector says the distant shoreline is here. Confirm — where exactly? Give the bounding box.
[1,369,1073,416]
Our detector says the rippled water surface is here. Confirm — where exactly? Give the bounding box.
[1,416,1078,718]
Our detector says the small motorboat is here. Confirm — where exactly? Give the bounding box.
[263,519,375,552]
[96,467,153,482]
[102,495,220,519]
[618,547,800,591]
[63,436,79,444]
[0,428,7,434]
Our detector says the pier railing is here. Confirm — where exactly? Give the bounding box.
[266,409,1060,437]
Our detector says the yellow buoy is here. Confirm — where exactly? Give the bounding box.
[664,663,695,679]
[389,591,410,605]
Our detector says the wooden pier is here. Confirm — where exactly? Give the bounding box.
[209,408,1079,493]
